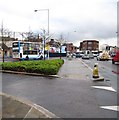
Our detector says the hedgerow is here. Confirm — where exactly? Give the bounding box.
[1,59,64,75]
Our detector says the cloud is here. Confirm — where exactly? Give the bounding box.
[0,0,118,46]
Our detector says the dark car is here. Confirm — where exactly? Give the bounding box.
[76,52,82,58]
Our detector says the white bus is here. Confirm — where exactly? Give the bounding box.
[12,41,43,60]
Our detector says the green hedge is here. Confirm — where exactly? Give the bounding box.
[1,59,64,75]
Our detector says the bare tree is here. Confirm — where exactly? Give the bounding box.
[0,26,12,38]
[4,29,13,37]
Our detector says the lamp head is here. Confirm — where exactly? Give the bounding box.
[34,10,38,12]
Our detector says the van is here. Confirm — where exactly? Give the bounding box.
[112,51,119,64]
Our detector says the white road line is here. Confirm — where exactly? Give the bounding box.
[100,106,119,111]
[23,107,33,120]
[92,86,116,92]
[80,60,118,113]
[80,59,93,71]
[80,59,117,92]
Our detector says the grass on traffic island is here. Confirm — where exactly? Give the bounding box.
[1,59,64,75]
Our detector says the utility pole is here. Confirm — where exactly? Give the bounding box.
[59,34,64,59]
[1,21,4,62]
[34,9,49,36]
[43,29,46,60]
[34,9,50,60]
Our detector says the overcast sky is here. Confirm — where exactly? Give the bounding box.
[0,0,118,47]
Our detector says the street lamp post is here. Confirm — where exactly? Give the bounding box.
[1,21,4,62]
[34,9,49,60]
[43,29,46,60]
[2,32,4,63]
[34,9,49,35]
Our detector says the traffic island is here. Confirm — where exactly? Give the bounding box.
[1,59,64,76]
[1,92,59,119]
[92,76,104,82]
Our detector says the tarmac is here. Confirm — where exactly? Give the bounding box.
[1,57,103,119]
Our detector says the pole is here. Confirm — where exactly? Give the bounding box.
[2,36,4,63]
[48,9,49,35]
[34,9,49,60]
[47,9,49,59]
[34,9,49,35]
[60,44,61,59]
[1,21,4,62]
[43,29,45,60]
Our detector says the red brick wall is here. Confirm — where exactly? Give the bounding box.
[80,40,99,51]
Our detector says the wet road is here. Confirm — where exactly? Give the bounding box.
[81,58,118,91]
[2,58,118,118]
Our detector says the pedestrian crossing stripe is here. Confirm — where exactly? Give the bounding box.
[100,106,119,111]
[91,86,116,92]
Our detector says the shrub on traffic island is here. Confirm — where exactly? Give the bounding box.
[1,59,64,75]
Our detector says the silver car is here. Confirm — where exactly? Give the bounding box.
[82,54,90,59]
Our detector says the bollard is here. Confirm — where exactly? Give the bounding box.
[68,54,72,60]
[93,63,99,78]
[92,63,104,81]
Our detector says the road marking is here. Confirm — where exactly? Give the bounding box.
[112,70,119,75]
[92,86,116,92]
[100,106,119,111]
[80,60,93,71]
[23,107,33,120]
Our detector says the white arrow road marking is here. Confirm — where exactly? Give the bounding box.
[92,86,116,92]
[100,106,119,111]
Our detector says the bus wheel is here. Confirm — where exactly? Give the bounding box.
[40,56,43,60]
[26,55,29,60]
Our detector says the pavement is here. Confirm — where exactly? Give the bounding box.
[1,57,115,118]
[58,57,92,80]
[1,92,59,119]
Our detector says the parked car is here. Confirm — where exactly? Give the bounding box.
[67,53,72,58]
[93,53,99,57]
[72,53,76,58]
[79,51,85,57]
[97,52,110,61]
[110,52,116,57]
[112,51,119,64]
[82,54,90,59]
[89,52,94,59]
[92,51,99,57]
[75,52,82,58]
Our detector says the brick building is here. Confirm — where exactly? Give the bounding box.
[46,39,77,53]
[66,43,77,53]
[0,36,16,57]
[80,40,99,51]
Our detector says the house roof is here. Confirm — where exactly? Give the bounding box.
[0,43,9,50]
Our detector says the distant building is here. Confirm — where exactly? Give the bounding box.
[0,36,15,47]
[0,36,16,57]
[80,39,99,51]
[66,43,77,53]
[100,44,107,51]
[46,39,77,53]
[47,39,60,48]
